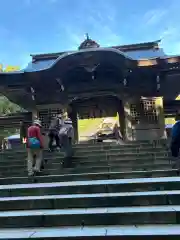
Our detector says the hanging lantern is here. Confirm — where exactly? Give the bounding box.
[56,78,64,91]
[30,87,35,101]
[156,75,160,90]
[123,78,127,86]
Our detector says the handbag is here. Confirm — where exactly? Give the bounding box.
[28,137,40,149]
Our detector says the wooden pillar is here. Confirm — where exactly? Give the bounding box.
[31,108,38,122]
[155,97,166,139]
[117,99,126,139]
[123,99,133,141]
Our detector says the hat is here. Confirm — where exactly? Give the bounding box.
[64,118,72,124]
[33,119,42,127]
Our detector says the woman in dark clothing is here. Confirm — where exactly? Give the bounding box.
[48,116,62,151]
[170,120,180,171]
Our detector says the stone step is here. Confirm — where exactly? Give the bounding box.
[0,205,179,228]
[0,190,178,211]
[0,146,167,157]
[0,152,169,164]
[0,169,177,185]
[1,141,166,152]
[1,167,174,180]
[0,151,169,164]
[7,144,168,152]
[75,158,170,167]
[73,148,168,155]
[74,146,167,154]
[0,176,179,197]
[0,156,171,169]
[0,157,170,169]
[0,154,171,169]
[0,144,167,157]
[1,153,169,164]
[74,152,169,161]
[0,140,173,239]
[0,224,178,239]
[0,163,173,178]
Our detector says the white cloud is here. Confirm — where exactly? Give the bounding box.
[160,27,178,40]
[58,1,122,50]
[157,26,180,55]
[143,9,167,26]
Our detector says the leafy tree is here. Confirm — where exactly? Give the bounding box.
[0,95,24,116]
[0,68,24,140]
[0,95,25,139]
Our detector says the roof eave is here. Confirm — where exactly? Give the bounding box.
[113,40,161,51]
[0,70,24,75]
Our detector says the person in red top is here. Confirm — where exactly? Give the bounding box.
[27,119,43,176]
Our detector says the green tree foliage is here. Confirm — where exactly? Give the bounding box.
[0,95,24,139]
[0,95,24,116]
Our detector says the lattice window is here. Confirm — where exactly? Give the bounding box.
[141,99,158,124]
[130,99,159,125]
[130,104,140,124]
[38,108,62,130]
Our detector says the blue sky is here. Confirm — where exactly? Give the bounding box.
[0,0,180,68]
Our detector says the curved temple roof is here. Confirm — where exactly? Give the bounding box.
[0,40,180,108]
[0,40,167,74]
[24,47,135,73]
[24,46,166,73]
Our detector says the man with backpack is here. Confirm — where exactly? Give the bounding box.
[59,118,74,167]
[48,115,62,151]
[27,119,43,176]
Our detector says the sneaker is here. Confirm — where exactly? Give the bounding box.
[40,164,45,170]
[34,171,42,176]
[56,147,61,152]
[28,172,35,177]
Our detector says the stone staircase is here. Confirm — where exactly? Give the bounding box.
[0,141,180,239]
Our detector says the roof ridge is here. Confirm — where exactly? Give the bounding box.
[31,40,161,60]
